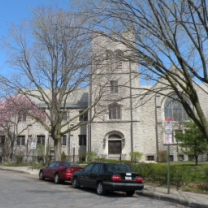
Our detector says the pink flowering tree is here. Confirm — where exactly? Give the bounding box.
[0,95,45,162]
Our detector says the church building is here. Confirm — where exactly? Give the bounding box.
[1,30,208,162]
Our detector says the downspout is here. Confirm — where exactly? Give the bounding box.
[155,96,159,161]
[88,74,92,152]
[129,62,133,152]
[67,110,70,156]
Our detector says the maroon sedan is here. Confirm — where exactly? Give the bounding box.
[39,161,83,184]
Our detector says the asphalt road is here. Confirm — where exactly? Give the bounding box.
[0,170,189,208]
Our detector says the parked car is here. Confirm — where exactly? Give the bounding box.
[39,161,83,184]
[71,162,144,196]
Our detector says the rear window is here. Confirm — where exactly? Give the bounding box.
[104,163,132,172]
[62,161,80,167]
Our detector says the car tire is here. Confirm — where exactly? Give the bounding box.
[126,191,135,196]
[54,173,60,184]
[39,171,45,180]
[72,177,80,188]
[96,182,106,195]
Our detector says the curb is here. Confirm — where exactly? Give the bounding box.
[0,167,39,175]
[136,191,208,208]
[0,167,28,174]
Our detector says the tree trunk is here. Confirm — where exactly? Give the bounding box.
[9,142,14,162]
[195,155,198,166]
[176,141,180,161]
[54,138,62,161]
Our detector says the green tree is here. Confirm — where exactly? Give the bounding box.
[175,121,208,165]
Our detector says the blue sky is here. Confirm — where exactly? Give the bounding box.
[0,0,69,76]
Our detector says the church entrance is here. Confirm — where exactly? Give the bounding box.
[108,141,121,154]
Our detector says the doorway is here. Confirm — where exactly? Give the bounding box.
[108,141,121,155]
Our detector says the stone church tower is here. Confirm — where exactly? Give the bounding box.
[88,31,141,160]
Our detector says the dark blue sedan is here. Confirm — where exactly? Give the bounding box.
[71,162,144,196]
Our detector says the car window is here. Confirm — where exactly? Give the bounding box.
[70,162,80,167]
[84,163,94,172]
[48,162,56,168]
[62,161,70,167]
[55,162,60,167]
[91,164,103,173]
[104,164,132,172]
[62,161,80,167]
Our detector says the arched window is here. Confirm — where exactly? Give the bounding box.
[106,50,114,60]
[164,94,189,121]
[109,134,121,139]
[114,50,123,59]
[108,103,121,119]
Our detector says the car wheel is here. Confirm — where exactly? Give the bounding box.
[39,171,45,180]
[54,173,60,184]
[72,177,80,188]
[97,182,106,195]
[126,191,135,196]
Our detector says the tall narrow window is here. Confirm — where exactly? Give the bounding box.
[61,135,67,145]
[19,113,27,122]
[37,135,45,145]
[164,94,189,121]
[79,110,88,121]
[114,50,123,70]
[63,112,67,121]
[110,81,118,93]
[109,104,121,119]
[17,136,25,145]
[79,135,86,146]
[0,136,5,145]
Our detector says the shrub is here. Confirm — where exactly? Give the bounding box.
[157,150,167,162]
[152,164,167,182]
[37,156,44,163]
[94,157,106,162]
[203,166,208,183]
[81,151,97,161]
[130,163,208,189]
[61,151,67,161]
[129,152,143,162]
[135,163,155,180]
[16,155,23,164]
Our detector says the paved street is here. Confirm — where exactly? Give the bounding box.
[0,170,188,208]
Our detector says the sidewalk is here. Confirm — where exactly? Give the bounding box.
[0,166,208,208]
[0,165,39,176]
[136,185,208,208]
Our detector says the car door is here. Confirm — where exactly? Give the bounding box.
[79,163,94,187]
[50,162,60,179]
[89,163,103,188]
[43,162,54,178]
[46,162,57,179]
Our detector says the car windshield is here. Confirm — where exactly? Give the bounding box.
[62,161,80,167]
[104,163,132,172]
